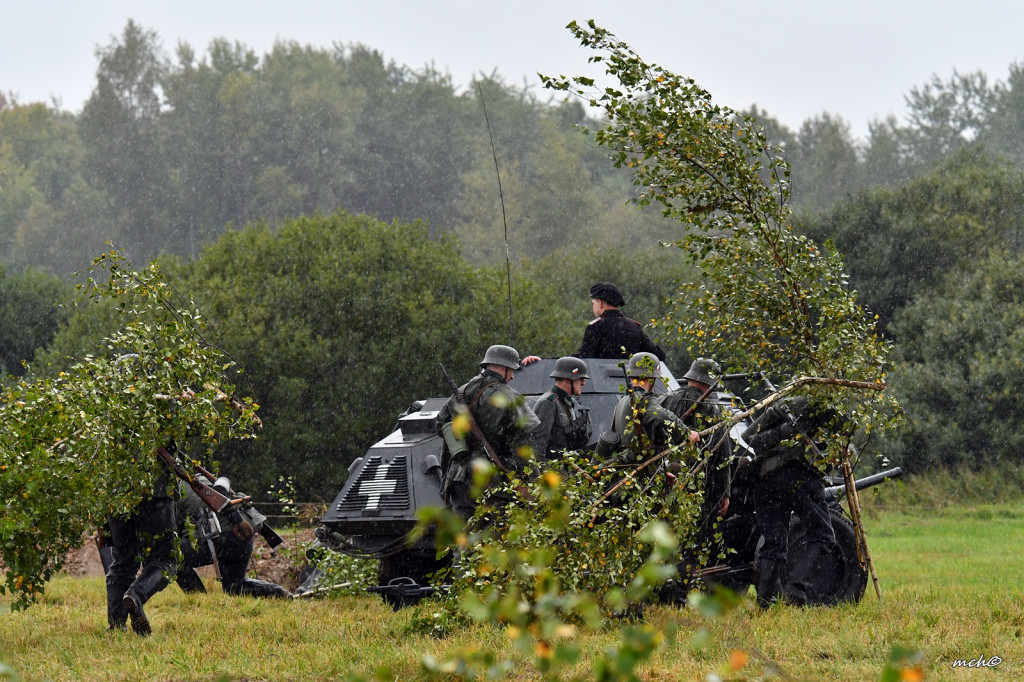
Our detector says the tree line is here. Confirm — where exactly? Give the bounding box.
[3,20,1024,495]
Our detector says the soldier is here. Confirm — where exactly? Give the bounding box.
[533,356,593,461]
[104,356,190,636]
[175,475,291,599]
[437,344,541,519]
[742,396,838,608]
[576,282,666,361]
[104,464,179,635]
[661,358,732,518]
[611,352,698,461]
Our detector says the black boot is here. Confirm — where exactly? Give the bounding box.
[176,567,207,594]
[755,558,785,609]
[105,573,134,631]
[106,586,129,631]
[123,565,170,636]
[226,578,292,599]
[785,542,828,606]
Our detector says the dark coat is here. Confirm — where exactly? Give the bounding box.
[576,309,666,360]
[533,385,592,459]
[660,385,732,509]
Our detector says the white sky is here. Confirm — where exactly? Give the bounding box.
[3,0,1023,141]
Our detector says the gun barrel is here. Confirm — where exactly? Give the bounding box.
[825,466,902,500]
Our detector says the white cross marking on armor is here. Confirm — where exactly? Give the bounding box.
[359,461,397,509]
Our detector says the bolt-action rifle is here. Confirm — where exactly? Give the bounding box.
[156,446,235,514]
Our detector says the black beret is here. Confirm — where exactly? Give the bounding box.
[589,282,625,307]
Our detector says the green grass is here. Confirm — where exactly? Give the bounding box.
[2,503,1022,681]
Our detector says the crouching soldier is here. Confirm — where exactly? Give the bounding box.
[175,474,291,599]
[437,345,540,520]
[611,352,698,462]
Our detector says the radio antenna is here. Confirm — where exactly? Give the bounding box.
[477,81,515,348]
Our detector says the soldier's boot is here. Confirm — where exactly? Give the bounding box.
[755,559,785,609]
[123,566,169,636]
[176,567,207,594]
[105,573,134,631]
[784,543,828,606]
[106,586,130,631]
[226,578,292,599]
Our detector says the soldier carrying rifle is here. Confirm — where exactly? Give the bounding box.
[437,345,540,520]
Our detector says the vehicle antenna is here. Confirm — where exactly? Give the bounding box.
[477,81,515,348]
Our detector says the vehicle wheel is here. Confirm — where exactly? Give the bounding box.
[377,550,448,609]
[787,511,867,605]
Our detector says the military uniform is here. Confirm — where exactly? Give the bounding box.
[742,397,837,607]
[104,456,178,635]
[175,478,290,598]
[533,385,592,460]
[438,367,540,518]
[577,309,666,361]
[611,389,689,460]
[661,385,732,514]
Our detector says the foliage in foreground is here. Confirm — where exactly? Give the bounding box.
[412,461,707,680]
[0,253,259,608]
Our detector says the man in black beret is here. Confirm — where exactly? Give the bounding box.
[576,282,666,360]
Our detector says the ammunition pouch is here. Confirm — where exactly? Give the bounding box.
[567,406,592,448]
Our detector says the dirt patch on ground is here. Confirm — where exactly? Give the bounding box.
[50,528,315,591]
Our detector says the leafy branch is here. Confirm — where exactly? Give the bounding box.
[0,253,260,609]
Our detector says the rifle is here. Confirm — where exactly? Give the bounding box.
[195,506,223,580]
[156,446,232,514]
[193,463,284,548]
[438,363,511,474]
[678,378,719,424]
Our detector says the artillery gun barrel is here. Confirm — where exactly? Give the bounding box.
[825,467,902,500]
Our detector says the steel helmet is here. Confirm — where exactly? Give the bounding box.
[625,352,661,379]
[683,357,721,386]
[480,344,522,370]
[550,356,590,380]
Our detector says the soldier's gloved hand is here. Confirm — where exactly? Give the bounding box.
[233,520,255,541]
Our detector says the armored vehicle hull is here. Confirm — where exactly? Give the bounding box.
[318,358,895,607]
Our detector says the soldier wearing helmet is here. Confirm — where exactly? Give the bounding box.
[661,358,732,517]
[610,352,698,459]
[437,345,541,519]
[533,357,593,461]
[576,282,666,361]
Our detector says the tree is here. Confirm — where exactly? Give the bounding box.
[802,150,1024,330]
[983,61,1024,168]
[77,20,170,262]
[0,266,70,376]
[788,112,861,212]
[161,38,261,257]
[900,70,993,170]
[885,251,1024,470]
[544,22,892,443]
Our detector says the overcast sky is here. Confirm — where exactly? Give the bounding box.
[4,0,1023,140]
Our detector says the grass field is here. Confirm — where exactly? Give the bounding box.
[1,501,1022,681]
